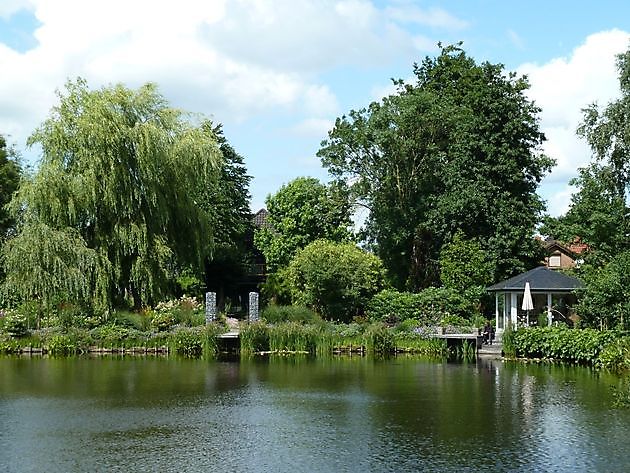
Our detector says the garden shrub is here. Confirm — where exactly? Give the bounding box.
[368,287,479,326]
[172,327,203,357]
[240,321,270,354]
[4,311,28,337]
[598,336,630,372]
[363,322,394,354]
[268,322,319,353]
[510,326,618,363]
[262,305,321,325]
[287,240,387,322]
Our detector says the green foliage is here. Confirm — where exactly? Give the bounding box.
[260,268,293,306]
[3,79,221,311]
[392,332,448,355]
[509,326,617,363]
[240,321,270,355]
[598,336,630,372]
[268,322,319,353]
[362,322,394,354]
[288,240,387,322]
[254,177,352,271]
[261,305,321,325]
[46,334,76,355]
[152,295,204,328]
[367,290,425,324]
[502,323,516,357]
[439,231,494,291]
[578,48,630,204]
[3,310,28,337]
[367,286,480,326]
[439,314,472,328]
[0,135,22,242]
[576,251,630,330]
[151,311,176,332]
[319,44,552,290]
[172,327,204,357]
[540,165,629,261]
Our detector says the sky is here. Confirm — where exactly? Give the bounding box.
[0,1,629,217]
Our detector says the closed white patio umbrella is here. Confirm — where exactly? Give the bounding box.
[522,281,534,326]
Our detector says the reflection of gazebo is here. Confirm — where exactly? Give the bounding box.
[486,266,583,332]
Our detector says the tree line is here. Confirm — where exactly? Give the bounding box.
[1,44,629,329]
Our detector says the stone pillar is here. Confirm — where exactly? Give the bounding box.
[547,293,553,327]
[205,292,216,323]
[248,292,259,322]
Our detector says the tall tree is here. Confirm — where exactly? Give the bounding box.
[318,44,553,290]
[254,177,352,272]
[201,122,253,305]
[0,135,22,241]
[2,79,221,311]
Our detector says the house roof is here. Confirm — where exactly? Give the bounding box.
[486,266,583,293]
[252,208,268,228]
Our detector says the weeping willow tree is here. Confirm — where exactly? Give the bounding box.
[2,79,221,311]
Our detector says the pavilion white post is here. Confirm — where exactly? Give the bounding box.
[547,293,553,327]
[510,292,518,328]
[495,293,499,330]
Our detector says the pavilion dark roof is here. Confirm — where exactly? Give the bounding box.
[486,266,583,292]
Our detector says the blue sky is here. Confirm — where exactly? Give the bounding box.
[0,1,629,217]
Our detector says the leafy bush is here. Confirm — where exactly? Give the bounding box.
[46,334,76,355]
[367,290,425,324]
[262,305,321,325]
[240,322,270,355]
[598,336,630,372]
[154,295,204,327]
[368,287,479,325]
[509,326,618,363]
[3,311,28,337]
[151,311,176,332]
[288,240,387,322]
[172,327,203,357]
[576,251,630,330]
[111,310,151,331]
[268,322,319,353]
[363,322,394,354]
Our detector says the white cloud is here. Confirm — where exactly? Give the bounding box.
[0,0,453,154]
[518,29,630,213]
[291,118,334,137]
[385,5,468,30]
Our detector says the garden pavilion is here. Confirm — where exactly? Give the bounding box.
[486,266,583,333]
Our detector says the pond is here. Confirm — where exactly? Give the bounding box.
[0,355,628,472]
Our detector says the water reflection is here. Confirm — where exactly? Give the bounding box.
[0,355,628,472]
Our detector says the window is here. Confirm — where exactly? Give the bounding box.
[549,255,561,267]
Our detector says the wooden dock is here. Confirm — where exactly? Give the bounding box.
[433,333,484,349]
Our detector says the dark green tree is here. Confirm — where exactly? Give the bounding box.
[201,122,253,306]
[576,250,630,330]
[318,45,553,290]
[2,79,221,311]
[0,135,22,241]
[254,177,352,271]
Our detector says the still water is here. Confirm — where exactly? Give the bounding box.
[0,355,628,473]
